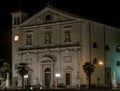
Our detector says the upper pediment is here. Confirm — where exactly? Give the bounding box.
[20,6,79,26]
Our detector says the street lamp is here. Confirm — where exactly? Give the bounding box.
[55,73,61,87]
[24,75,28,88]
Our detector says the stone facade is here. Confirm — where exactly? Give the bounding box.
[11,6,120,88]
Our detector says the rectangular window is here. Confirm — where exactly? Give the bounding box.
[63,27,72,43]
[26,34,32,45]
[64,31,71,42]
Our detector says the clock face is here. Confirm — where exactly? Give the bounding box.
[14,35,19,42]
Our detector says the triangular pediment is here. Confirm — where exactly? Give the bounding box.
[64,66,73,71]
[20,6,79,26]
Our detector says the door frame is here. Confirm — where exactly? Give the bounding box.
[44,68,51,87]
[64,71,72,86]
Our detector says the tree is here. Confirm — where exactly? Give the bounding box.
[17,63,29,88]
[0,59,4,68]
[2,62,11,79]
[83,62,95,88]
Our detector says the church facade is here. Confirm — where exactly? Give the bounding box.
[11,6,120,88]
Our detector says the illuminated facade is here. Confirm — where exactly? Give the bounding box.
[11,6,120,87]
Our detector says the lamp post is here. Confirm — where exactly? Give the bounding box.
[24,75,28,88]
[55,73,61,87]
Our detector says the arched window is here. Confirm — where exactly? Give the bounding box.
[26,34,32,45]
[17,17,20,24]
[105,45,110,51]
[14,17,17,25]
[116,61,120,66]
[116,45,120,52]
[93,58,97,64]
[93,42,98,48]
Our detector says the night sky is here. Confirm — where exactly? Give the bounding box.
[0,0,120,60]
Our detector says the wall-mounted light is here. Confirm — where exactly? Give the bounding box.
[98,61,104,65]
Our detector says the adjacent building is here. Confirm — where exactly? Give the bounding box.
[11,5,120,87]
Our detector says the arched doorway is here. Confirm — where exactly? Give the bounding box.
[44,68,51,87]
[39,55,55,87]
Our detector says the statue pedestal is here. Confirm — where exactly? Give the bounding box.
[112,71,117,89]
[6,73,10,88]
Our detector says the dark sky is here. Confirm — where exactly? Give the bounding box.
[0,0,120,60]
